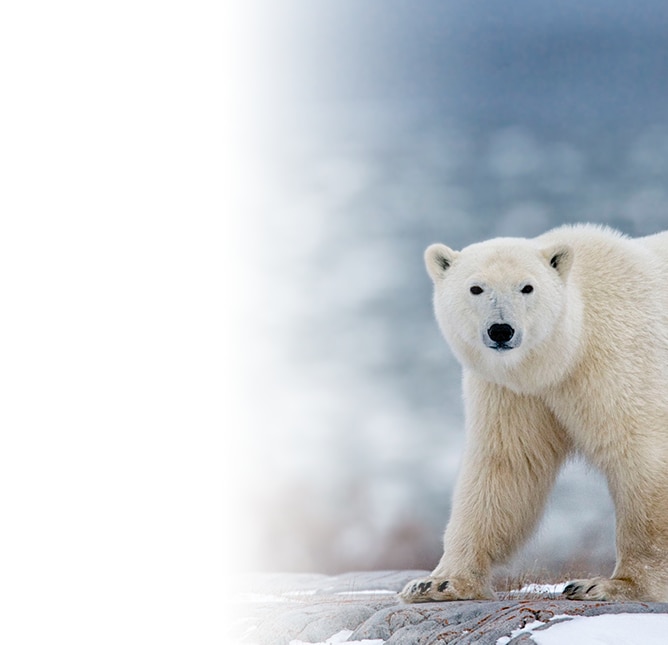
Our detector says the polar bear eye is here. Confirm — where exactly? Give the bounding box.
[470,285,484,295]
[521,284,534,294]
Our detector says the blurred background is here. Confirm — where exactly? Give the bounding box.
[240,0,668,579]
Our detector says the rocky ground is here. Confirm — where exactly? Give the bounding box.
[229,570,668,644]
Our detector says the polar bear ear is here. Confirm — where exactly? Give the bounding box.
[542,244,573,279]
[424,244,459,282]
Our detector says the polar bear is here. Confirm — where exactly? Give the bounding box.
[401,223,668,603]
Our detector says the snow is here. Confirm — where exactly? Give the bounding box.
[497,619,547,644]
[239,592,299,603]
[289,629,384,645]
[532,614,668,645]
[517,582,567,594]
[335,590,397,596]
[239,588,396,604]
[497,613,668,645]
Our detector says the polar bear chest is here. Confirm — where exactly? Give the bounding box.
[540,374,668,470]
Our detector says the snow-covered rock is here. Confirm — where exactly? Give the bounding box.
[230,571,668,644]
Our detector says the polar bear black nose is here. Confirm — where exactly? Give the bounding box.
[488,323,515,344]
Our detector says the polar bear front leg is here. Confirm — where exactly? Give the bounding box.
[401,376,571,603]
[564,447,668,602]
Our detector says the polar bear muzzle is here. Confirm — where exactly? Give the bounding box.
[485,323,521,351]
[487,323,514,344]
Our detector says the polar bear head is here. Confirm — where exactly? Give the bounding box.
[425,237,574,380]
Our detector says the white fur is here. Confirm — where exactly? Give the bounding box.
[401,224,668,603]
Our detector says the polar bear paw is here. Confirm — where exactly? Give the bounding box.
[399,575,494,603]
[563,577,641,601]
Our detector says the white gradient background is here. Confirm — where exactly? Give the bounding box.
[1,2,239,642]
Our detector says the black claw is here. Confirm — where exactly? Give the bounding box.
[417,581,432,594]
[437,581,449,592]
[585,584,597,595]
[563,583,578,596]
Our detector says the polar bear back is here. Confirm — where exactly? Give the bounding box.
[638,230,668,266]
